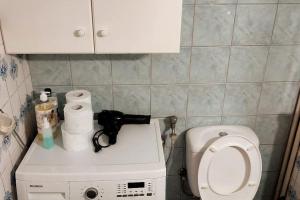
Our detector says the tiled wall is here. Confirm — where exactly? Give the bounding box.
[0,30,34,199]
[28,0,300,200]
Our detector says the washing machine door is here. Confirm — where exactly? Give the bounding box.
[198,135,262,200]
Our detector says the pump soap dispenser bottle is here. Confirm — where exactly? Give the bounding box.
[42,117,54,149]
[35,91,58,140]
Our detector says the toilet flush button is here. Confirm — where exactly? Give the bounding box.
[248,182,256,187]
[210,146,217,152]
[201,184,208,189]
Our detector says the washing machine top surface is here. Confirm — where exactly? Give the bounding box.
[16,119,165,181]
[186,126,259,153]
[198,135,262,200]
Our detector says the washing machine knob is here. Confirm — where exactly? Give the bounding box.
[85,187,98,199]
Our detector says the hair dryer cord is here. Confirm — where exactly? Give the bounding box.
[92,129,110,152]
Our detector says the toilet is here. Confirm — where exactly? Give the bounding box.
[186,126,262,200]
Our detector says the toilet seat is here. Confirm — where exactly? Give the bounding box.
[198,135,262,200]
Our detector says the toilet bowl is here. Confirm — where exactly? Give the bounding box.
[186,126,262,200]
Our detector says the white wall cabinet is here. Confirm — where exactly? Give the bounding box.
[0,0,182,54]
[93,0,182,53]
[0,0,95,54]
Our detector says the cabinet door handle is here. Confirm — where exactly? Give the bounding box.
[74,29,85,37]
[97,29,109,37]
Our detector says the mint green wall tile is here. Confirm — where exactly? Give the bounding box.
[223,83,261,115]
[273,5,300,44]
[227,46,268,82]
[191,47,230,83]
[70,55,111,85]
[152,48,191,84]
[265,46,300,81]
[111,55,151,84]
[233,5,277,45]
[29,55,71,86]
[193,5,235,46]
[113,85,150,115]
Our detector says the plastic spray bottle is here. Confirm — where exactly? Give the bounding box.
[42,117,54,149]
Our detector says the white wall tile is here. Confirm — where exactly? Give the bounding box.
[18,121,27,145]
[0,27,3,45]
[0,44,4,54]
[0,77,8,108]
[5,61,18,96]
[10,91,21,118]
[1,101,13,119]
[18,84,27,105]
[0,179,5,198]
[1,161,13,192]
[25,76,33,96]
[8,136,19,161]
[0,145,11,174]
[9,144,21,166]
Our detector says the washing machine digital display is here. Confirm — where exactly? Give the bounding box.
[127,182,145,188]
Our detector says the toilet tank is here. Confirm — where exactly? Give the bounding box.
[185,126,259,197]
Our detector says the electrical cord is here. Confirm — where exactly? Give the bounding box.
[165,134,176,165]
[92,129,110,153]
[165,115,178,165]
[165,142,174,165]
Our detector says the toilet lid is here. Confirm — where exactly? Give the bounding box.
[198,135,262,200]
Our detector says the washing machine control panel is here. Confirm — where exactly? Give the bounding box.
[116,181,154,198]
[70,179,156,199]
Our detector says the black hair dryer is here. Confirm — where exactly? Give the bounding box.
[93,110,151,152]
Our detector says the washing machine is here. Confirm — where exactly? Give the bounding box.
[16,119,166,200]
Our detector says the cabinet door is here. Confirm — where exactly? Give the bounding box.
[92,0,182,53]
[0,0,94,54]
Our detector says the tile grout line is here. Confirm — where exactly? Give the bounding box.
[149,54,152,115]
[33,80,300,89]
[182,43,300,47]
[68,55,74,90]
[184,2,300,5]
[185,1,197,125]
[220,3,238,123]
[253,0,279,130]
[109,55,114,110]
[188,2,197,83]
[180,2,196,197]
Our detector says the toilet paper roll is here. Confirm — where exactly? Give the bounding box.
[66,90,92,105]
[61,123,93,151]
[64,102,93,134]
